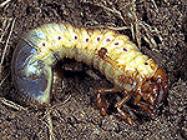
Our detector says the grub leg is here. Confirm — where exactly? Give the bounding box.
[137,102,154,116]
[115,94,136,125]
[134,95,154,116]
[96,88,121,116]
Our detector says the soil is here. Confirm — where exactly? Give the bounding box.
[0,0,186,140]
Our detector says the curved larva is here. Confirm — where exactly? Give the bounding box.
[11,23,168,117]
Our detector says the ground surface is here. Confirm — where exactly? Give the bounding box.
[0,0,186,140]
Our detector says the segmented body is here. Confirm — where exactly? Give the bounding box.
[11,23,168,122]
[29,23,157,92]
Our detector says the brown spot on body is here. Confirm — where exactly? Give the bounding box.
[58,36,62,40]
[118,75,135,85]
[42,42,46,46]
[86,38,89,42]
[114,42,119,45]
[123,48,127,52]
[98,47,107,59]
[106,38,111,42]
[118,75,127,83]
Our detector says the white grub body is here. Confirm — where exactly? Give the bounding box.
[27,23,158,93]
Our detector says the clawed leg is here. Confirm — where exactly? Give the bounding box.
[96,93,108,116]
[137,102,155,117]
[115,94,136,125]
[96,88,136,125]
[96,88,121,116]
[134,94,154,116]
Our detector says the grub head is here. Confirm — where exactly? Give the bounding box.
[140,67,168,114]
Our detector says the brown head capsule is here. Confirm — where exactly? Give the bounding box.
[139,67,168,115]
